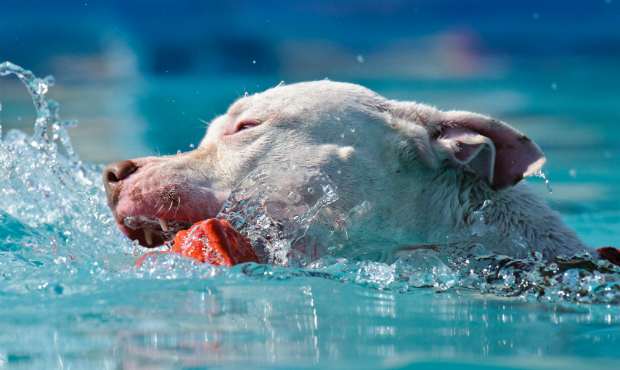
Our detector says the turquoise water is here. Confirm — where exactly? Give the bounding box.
[2,61,620,370]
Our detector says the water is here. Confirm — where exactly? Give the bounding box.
[1,63,620,369]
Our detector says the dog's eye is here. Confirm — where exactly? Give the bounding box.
[234,120,261,134]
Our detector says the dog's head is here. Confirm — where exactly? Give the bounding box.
[103,81,545,248]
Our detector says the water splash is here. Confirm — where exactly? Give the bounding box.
[217,163,339,267]
[237,245,620,304]
[0,62,134,295]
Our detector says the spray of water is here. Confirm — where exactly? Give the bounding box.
[0,62,136,295]
[217,163,339,266]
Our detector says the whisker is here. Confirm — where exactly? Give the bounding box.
[172,197,181,218]
[162,201,174,218]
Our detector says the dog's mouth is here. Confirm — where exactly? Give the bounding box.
[122,215,193,247]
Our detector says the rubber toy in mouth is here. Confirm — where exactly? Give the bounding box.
[135,219,260,267]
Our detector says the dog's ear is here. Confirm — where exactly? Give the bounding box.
[434,126,496,185]
[388,103,546,189]
[435,111,546,189]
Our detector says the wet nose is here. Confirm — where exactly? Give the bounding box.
[103,160,139,206]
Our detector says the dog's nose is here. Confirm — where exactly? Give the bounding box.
[103,160,139,205]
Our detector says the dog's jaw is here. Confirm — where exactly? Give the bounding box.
[111,186,226,247]
[107,156,231,247]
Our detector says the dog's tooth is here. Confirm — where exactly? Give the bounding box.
[144,227,154,246]
[159,218,169,232]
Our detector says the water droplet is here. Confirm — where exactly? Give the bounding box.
[471,199,493,236]
[177,150,181,155]
[307,187,314,194]
[356,55,364,63]
[189,143,194,148]
[288,191,300,202]
[551,82,557,90]
[535,170,553,193]
[31,79,48,94]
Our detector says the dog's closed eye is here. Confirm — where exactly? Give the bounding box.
[232,119,261,134]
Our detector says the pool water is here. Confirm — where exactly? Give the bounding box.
[1,62,620,370]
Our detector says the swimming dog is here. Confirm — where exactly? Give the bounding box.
[103,81,591,264]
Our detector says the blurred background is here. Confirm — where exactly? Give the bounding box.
[1,0,619,217]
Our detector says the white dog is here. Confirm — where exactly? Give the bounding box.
[103,81,589,263]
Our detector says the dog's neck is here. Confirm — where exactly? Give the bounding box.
[421,171,588,260]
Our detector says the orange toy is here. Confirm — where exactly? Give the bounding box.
[135,219,260,267]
